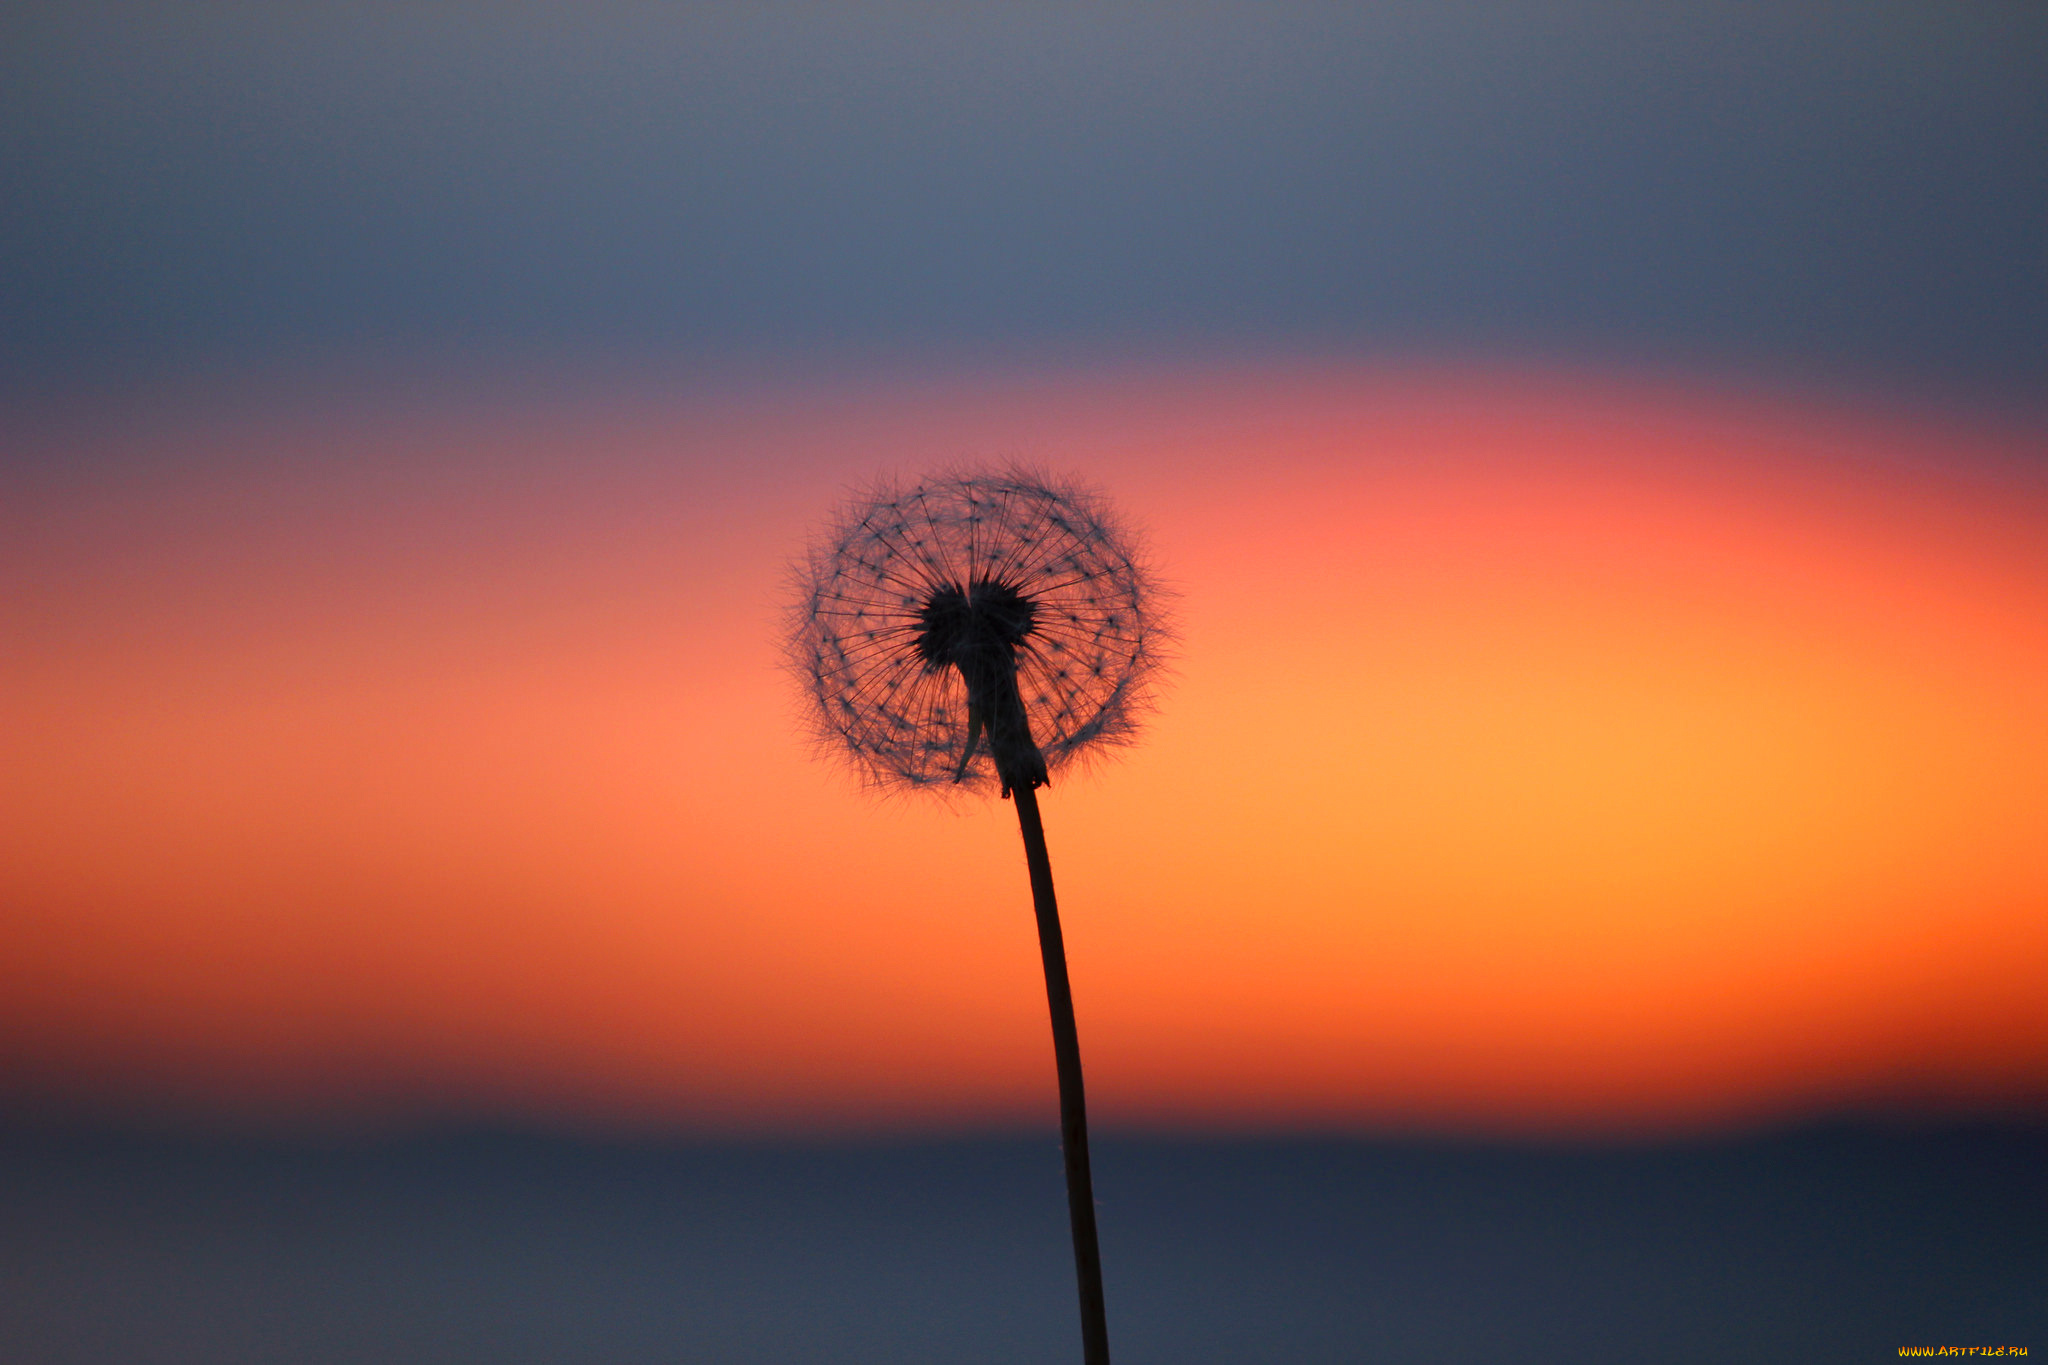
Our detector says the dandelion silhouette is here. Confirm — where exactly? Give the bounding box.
[790,468,1166,1365]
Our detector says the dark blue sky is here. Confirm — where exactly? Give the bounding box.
[4,1,2044,405]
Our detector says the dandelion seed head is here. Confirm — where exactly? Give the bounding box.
[789,466,1168,796]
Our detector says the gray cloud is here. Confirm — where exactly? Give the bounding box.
[4,1,2043,401]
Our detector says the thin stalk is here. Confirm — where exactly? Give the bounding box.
[1011,781,1111,1365]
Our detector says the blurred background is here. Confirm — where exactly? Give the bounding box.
[4,2,2044,1360]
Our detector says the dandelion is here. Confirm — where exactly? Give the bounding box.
[789,467,1167,1365]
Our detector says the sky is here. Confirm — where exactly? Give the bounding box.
[3,1,2045,1137]
[5,0,2044,403]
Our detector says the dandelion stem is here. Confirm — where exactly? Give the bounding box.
[1011,780,1111,1365]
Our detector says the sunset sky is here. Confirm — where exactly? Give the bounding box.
[4,2,2045,1137]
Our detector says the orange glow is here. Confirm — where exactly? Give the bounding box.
[3,361,2044,1134]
